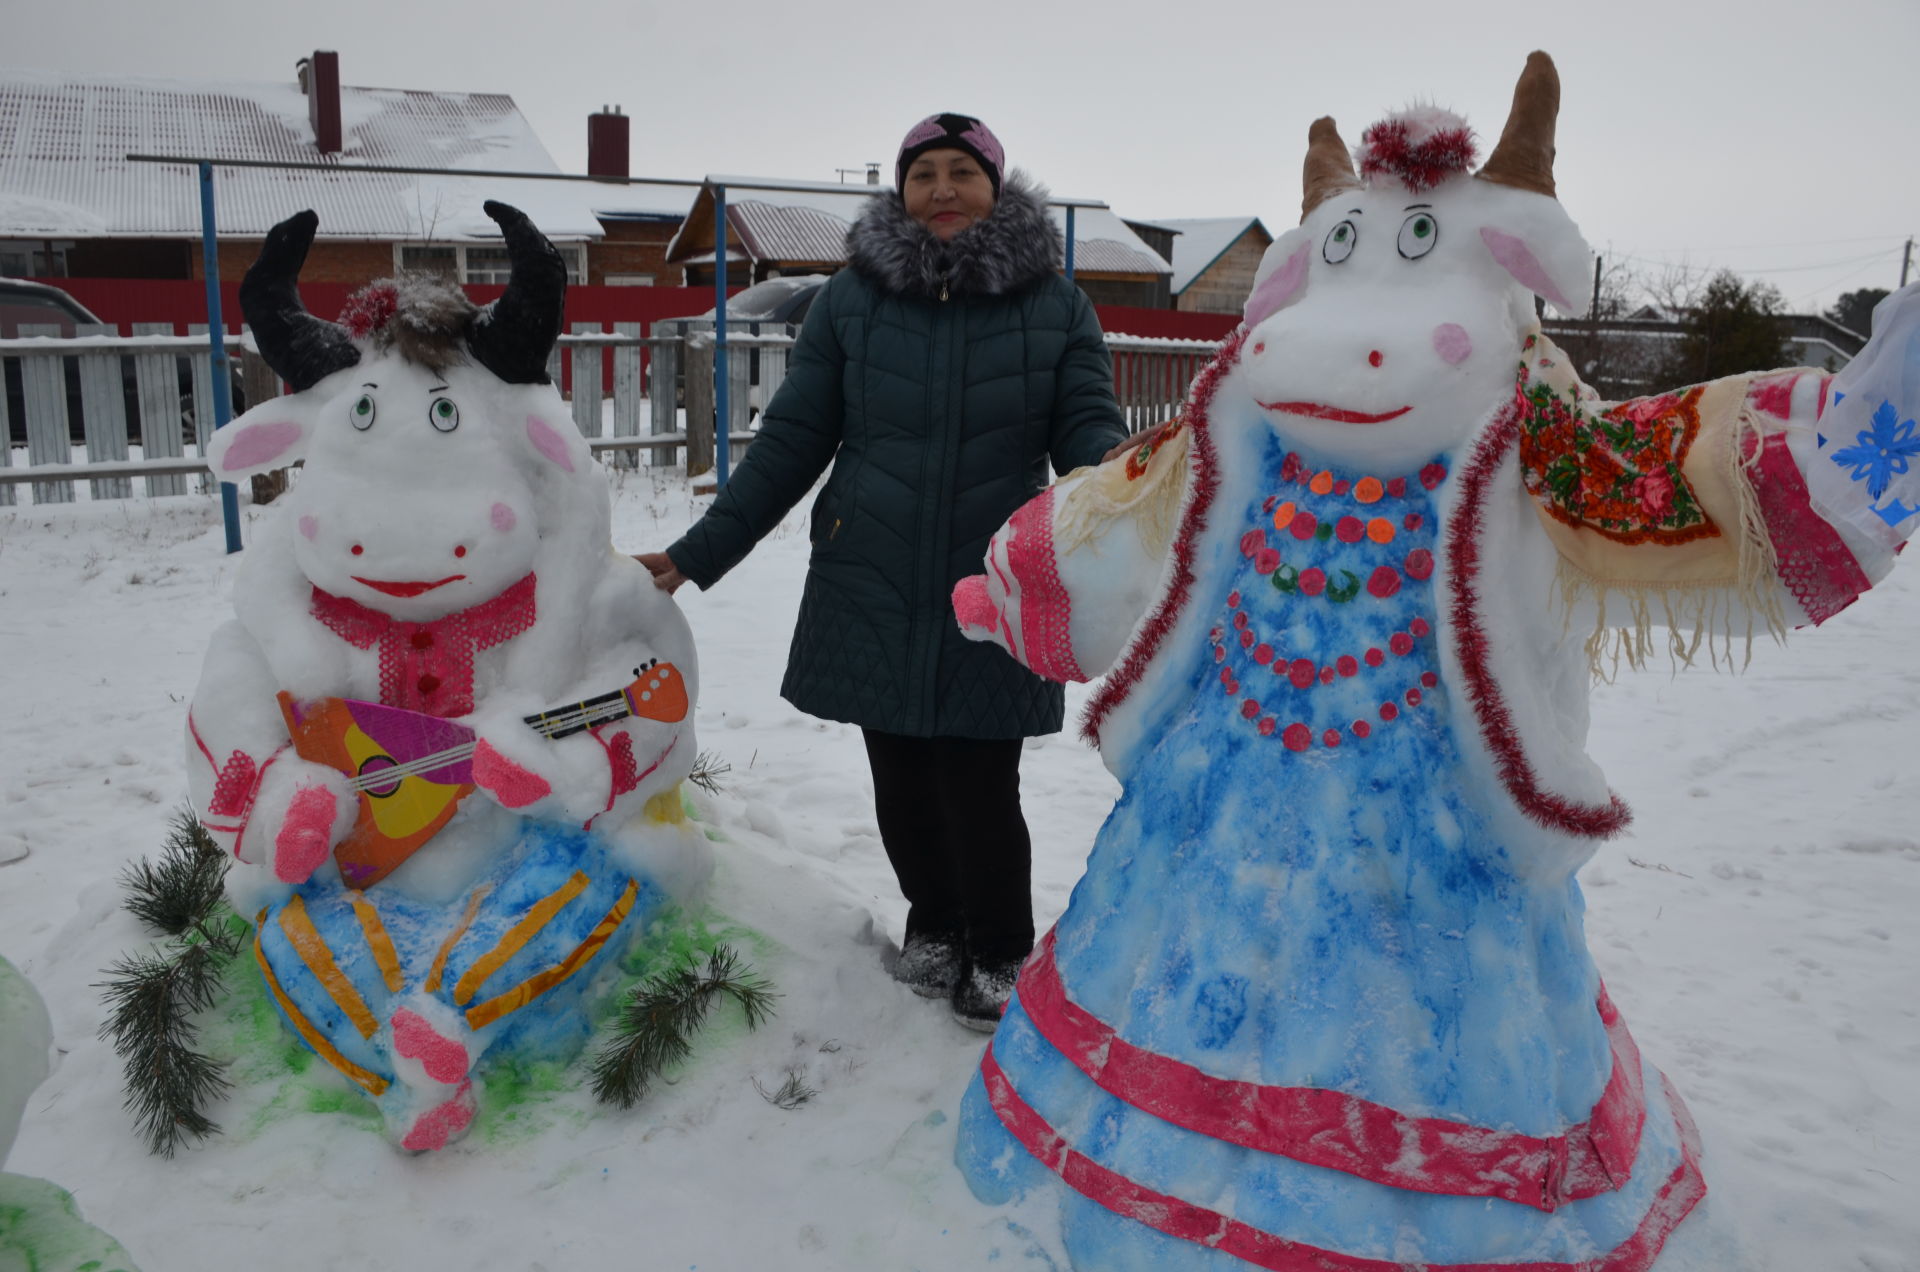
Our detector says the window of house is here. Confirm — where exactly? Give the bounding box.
[394,243,583,285]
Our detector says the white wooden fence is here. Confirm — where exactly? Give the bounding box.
[1,327,1221,506]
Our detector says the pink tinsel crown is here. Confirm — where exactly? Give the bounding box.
[339,282,399,340]
[1358,107,1477,194]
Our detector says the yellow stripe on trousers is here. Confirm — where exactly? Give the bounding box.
[277,894,380,1040]
[425,885,491,994]
[252,909,390,1096]
[348,891,405,993]
[453,871,591,1007]
[464,878,639,1031]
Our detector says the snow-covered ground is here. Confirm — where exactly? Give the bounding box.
[1,469,1916,1272]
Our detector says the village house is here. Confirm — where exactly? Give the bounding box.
[1152,216,1273,314]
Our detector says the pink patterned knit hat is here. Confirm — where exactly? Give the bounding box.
[896,113,1004,196]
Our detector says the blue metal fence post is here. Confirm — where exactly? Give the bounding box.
[713,183,730,487]
[1065,206,1076,283]
[200,162,243,553]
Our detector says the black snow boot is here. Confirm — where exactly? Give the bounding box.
[893,931,962,998]
[950,953,1022,1032]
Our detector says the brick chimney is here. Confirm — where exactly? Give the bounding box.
[588,105,629,180]
[298,51,343,155]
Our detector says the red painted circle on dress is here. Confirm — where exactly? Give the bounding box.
[1420,462,1448,490]
[1333,479,1351,496]
[1366,566,1402,598]
[1239,531,1263,559]
[1336,654,1358,677]
[1241,698,1261,719]
[1322,728,1343,748]
[1320,666,1335,685]
[1336,516,1364,543]
[1404,548,1435,580]
[1409,617,1431,637]
[1406,687,1423,706]
[1282,723,1312,751]
[1214,646,1227,663]
[1404,512,1423,531]
[1420,671,1438,688]
[1258,716,1277,736]
[1352,720,1372,739]
[1228,590,1242,607]
[1289,659,1317,689]
[1380,701,1399,720]
[1390,632,1415,656]
[1281,452,1306,483]
[1386,477,1407,498]
[1365,647,1385,667]
[1290,512,1319,541]
[1224,677,1240,694]
[1254,547,1282,574]
[1233,611,1249,629]
[1254,643,1275,665]
[1239,629,1256,649]
[1299,567,1326,595]
[1219,665,1233,684]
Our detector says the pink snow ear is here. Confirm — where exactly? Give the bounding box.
[525,415,577,473]
[204,399,314,481]
[1243,229,1314,329]
[1474,193,1593,317]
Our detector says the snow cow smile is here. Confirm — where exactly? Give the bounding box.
[351,574,466,597]
[1255,400,1413,424]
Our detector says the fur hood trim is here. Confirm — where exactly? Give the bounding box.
[845,171,1062,299]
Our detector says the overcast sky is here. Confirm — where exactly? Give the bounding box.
[13,0,1918,314]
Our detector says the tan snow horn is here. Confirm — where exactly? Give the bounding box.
[1476,50,1560,198]
[1300,116,1362,221]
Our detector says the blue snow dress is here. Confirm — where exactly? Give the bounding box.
[956,431,1698,1270]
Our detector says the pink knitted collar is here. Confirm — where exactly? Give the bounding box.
[309,573,538,717]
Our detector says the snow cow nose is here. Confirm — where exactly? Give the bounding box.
[1433,324,1473,365]
[1367,350,1384,368]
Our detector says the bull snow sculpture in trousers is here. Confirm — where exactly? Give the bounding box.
[950,52,1920,1270]
[185,202,707,1151]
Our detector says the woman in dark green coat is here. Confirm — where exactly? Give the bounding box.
[638,113,1128,1029]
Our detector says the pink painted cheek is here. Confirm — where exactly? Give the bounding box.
[298,515,320,541]
[525,416,576,473]
[1433,324,1473,365]
[490,502,518,533]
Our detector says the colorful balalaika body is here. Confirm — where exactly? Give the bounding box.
[280,661,689,887]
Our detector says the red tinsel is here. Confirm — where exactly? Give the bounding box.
[1358,119,1478,194]
[339,282,399,339]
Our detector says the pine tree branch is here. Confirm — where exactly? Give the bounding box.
[120,809,229,936]
[687,750,732,796]
[96,942,234,1156]
[588,942,776,1110]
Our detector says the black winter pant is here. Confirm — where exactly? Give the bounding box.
[861,729,1035,965]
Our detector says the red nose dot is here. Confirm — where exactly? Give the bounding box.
[350,544,364,556]
[454,545,468,558]
[1254,342,1266,354]
[1368,350,1384,367]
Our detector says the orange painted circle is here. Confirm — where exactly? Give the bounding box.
[1309,471,1335,495]
[1354,477,1384,504]
[1273,501,1296,532]
[1366,518,1396,544]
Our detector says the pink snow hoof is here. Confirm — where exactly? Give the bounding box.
[400,1080,476,1153]
[274,785,338,883]
[952,574,1000,638]
[392,1008,470,1085]
[471,739,551,809]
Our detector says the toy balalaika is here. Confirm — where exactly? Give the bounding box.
[278,660,688,888]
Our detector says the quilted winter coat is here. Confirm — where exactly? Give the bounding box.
[665,176,1127,738]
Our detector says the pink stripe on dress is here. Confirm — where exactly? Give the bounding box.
[979,1043,1707,1272]
[1742,430,1872,626]
[1015,929,1644,1211]
[1004,489,1086,683]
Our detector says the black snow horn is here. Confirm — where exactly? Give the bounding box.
[239,210,362,391]
[466,200,568,385]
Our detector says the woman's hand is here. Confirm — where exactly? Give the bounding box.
[633,552,689,594]
[1102,420,1173,465]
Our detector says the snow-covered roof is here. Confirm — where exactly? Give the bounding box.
[589,181,701,221]
[0,67,607,242]
[666,178,1170,276]
[1153,217,1271,293]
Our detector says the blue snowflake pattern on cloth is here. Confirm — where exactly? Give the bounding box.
[1830,399,1920,500]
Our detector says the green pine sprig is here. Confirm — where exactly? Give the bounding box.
[589,944,775,1110]
[97,808,242,1156]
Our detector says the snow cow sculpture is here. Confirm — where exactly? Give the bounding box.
[950,53,1920,1270]
[184,202,706,1152]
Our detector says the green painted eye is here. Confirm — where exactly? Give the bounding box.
[351,394,376,430]
[1323,220,1357,264]
[429,397,460,433]
[1398,212,1439,259]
